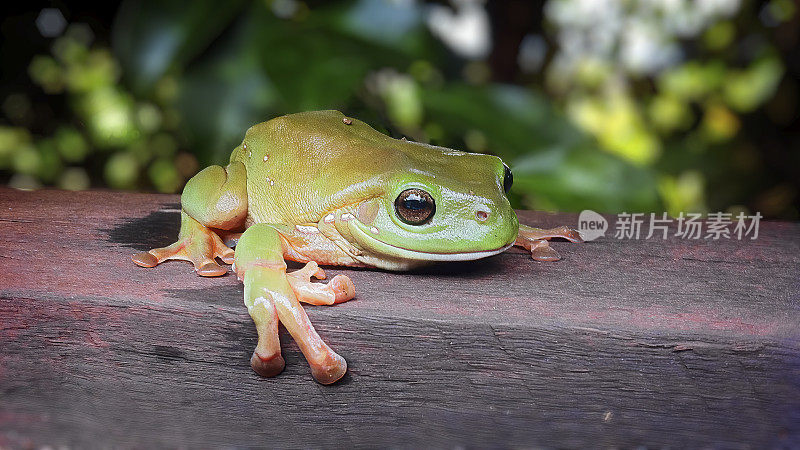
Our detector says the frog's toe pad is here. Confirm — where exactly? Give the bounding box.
[197,261,228,277]
[329,275,356,304]
[132,252,159,268]
[251,351,286,378]
[310,352,347,385]
[530,240,561,262]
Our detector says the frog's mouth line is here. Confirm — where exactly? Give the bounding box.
[349,221,514,262]
[381,243,514,262]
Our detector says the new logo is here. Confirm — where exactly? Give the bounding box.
[578,210,607,241]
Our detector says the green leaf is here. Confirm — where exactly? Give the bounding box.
[513,144,661,213]
[422,84,579,159]
[249,5,427,111]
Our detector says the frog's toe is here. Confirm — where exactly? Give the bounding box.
[515,224,582,262]
[529,240,561,262]
[286,263,356,306]
[288,261,326,281]
[219,247,236,265]
[251,351,285,378]
[518,224,583,243]
[132,242,185,268]
[551,225,584,243]
[196,260,228,277]
[329,275,356,304]
[132,251,159,268]
[190,232,235,276]
[310,352,347,385]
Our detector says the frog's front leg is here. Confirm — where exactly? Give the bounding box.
[236,224,350,384]
[515,224,583,262]
[132,163,247,276]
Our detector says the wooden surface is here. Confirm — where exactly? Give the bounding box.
[1,187,798,448]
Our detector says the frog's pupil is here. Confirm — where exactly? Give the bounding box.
[395,188,435,225]
[503,164,513,193]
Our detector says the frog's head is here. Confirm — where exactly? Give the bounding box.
[341,139,519,271]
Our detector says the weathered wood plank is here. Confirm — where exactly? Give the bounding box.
[1,187,798,448]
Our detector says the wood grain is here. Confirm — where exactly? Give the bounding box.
[1,187,798,448]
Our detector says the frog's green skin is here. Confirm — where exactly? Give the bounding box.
[133,110,581,384]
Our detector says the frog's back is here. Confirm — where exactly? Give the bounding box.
[230,110,403,225]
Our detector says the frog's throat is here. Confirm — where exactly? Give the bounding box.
[347,220,514,262]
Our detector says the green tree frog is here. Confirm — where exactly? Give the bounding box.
[132,110,581,384]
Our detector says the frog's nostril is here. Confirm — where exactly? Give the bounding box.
[476,209,490,222]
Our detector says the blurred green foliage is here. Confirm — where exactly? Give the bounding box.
[0,0,797,218]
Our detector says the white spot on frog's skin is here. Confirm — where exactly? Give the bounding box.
[269,179,274,186]
[324,214,335,223]
[295,225,319,234]
[249,295,271,312]
[370,226,379,234]
[263,155,269,162]
[343,117,353,125]
[217,191,240,212]
[341,213,355,221]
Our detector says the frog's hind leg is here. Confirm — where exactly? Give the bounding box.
[237,224,348,384]
[132,163,247,277]
[515,224,583,262]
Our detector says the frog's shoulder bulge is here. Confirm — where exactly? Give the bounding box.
[230,110,398,225]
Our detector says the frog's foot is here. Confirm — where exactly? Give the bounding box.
[286,261,356,306]
[132,211,235,277]
[245,266,347,384]
[517,239,561,262]
[515,224,583,262]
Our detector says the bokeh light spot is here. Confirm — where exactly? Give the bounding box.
[36,8,67,38]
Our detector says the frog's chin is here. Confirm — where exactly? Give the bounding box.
[349,221,514,263]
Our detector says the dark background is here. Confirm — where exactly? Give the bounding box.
[1,0,798,218]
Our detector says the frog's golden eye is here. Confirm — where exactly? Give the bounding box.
[503,163,513,193]
[394,189,436,225]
